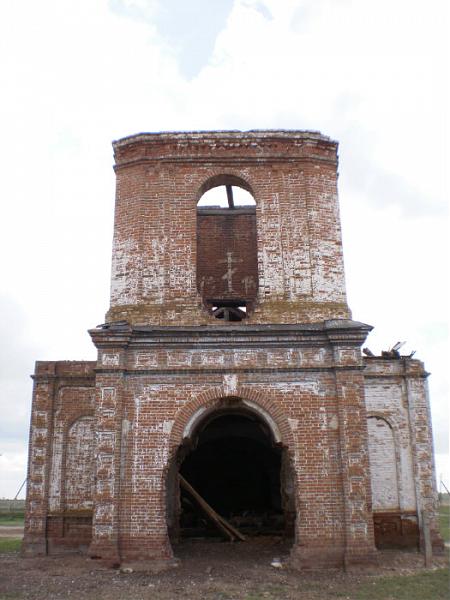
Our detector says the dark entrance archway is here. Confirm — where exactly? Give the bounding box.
[166,406,296,542]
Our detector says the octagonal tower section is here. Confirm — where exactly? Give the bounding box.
[106,130,351,327]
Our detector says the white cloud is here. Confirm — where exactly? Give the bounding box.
[0,0,448,496]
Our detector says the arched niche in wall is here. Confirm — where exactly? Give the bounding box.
[367,416,400,511]
[196,175,258,321]
[65,416,95,511]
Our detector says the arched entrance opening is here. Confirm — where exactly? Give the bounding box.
[166,402,296,544]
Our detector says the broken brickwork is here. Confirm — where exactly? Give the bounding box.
[23,131,443,569]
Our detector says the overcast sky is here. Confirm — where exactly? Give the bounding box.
[1,0,448,498]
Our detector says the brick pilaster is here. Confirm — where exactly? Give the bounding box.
[22,363,57,556]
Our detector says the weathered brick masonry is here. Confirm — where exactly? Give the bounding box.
[22,130,443,569]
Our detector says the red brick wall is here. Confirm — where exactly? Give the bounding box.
[107,131,351,326]
[65,417,95,510]
[22,361,96,556]
[364,358,443,552]
[22,131,443,570]
[197,207,258,305]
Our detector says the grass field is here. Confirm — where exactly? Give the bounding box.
[0,508,24,555]
[0,511,24,526]
[349,569,449,600]
[438,504,449,543]
[0,537,22,553]
[238,569,450,600]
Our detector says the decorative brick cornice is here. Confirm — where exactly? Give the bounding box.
[89,319,371,350]
[112,130,338,170]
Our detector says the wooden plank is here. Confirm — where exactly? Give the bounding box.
[216,513,246,542]
[226,185,235,209]
[180,475,234,540]
[179,475,245,541]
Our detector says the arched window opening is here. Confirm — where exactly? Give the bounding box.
[197,184,255,209]
[197,179,258,321]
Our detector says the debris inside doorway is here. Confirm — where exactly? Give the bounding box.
[180,475,246,542]
[175,412,291,541]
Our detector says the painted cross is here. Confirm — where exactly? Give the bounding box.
[219,251,242,293]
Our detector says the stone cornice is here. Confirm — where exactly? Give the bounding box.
[89,319,372,350]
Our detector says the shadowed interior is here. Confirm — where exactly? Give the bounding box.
[177,412,289,538]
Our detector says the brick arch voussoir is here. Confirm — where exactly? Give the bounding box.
[367,411,399,432]
[65,412,95,434]
[195,168,256,203]
[168,385,295,460]
[236,385,295,448]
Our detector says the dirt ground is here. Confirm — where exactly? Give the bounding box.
[0,527,23,538]
[0,537,448,600]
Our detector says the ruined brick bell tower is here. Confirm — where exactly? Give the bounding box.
[91,129,375,569]
[23,130,442,569]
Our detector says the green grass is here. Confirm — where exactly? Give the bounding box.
[438,504,449,543]
[0,512,24,526]
[0,538,22,553]
[349,569,449,600]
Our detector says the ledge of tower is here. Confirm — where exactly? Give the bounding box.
[112,129,339,168]
[90,319,373,343]
[112,129,337,148]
